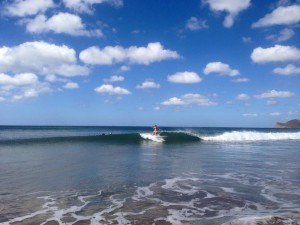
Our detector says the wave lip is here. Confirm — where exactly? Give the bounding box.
[201,131,300,142]
[140,132,201,143]
[139,133,164,143]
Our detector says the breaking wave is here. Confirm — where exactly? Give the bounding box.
[200,130,300,142]
[0,129,299,145]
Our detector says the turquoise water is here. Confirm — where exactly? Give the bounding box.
[0,126,299,224]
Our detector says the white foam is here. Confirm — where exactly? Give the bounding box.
[161,177,199,195]
[202,131,300,142]
[165,208,199,224]
[3,172,299,225]
[155,207,203,225]
[40,195,90,225]
[221,215,298,225]
[139,133,165,143]
[220,187,237,193]
[133,186,154,200]
[204,191,216,199]
[87,195,123,225]
[2,208,50,225]
[211,173,239,180]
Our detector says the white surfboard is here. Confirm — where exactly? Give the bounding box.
[139,133,165,143]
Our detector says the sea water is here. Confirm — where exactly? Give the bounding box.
[0,126,299,225]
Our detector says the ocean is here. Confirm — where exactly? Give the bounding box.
[0,126,299,225]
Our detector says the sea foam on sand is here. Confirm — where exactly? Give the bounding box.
[222,214,300,225]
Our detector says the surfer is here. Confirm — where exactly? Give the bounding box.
[152,125,159,136]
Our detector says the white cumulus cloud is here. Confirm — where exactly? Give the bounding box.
[0,73,38,86]
[266,28,295,43]
[94,84,130,95]
[167,71,202,83]
[186,17,208,31]
[273,64,300,75]
[12,88,39,100]
[236,93,250,100]
[288,110,300,115]
[161,93,216,106]
[24,13,103,37]
[270,112,281,116]
[63,0,123,14]
[252,5,300,28]
[203,0,251,27]
[242,36,252,43]
[0,41,89,77]
[136,81,160,89]
[63,82,79,89]
[204,62,240,76]
[0,73,51,101]
[251,45,300,63]
[4,0,54,17]
[255,90,294,98]
[127,42,180,64]
[80,45,125,65]
[80,42,180,65]
[104,75,124,83]
[242,113,258,117]
[55,64,89,77]
[120,65,130,71]
[161,97,186,106]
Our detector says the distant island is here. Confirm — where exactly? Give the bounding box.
[275,119,300,128]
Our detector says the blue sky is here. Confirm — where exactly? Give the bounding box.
[0,0,300,127]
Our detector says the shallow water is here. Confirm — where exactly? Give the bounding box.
[0,126,299,224]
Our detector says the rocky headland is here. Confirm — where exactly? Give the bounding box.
[275,119,300,128]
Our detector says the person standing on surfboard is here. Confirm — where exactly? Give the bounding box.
[153,125,159,136]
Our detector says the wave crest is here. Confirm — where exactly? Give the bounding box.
[1,130,300,145]
[201,131,300,142]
